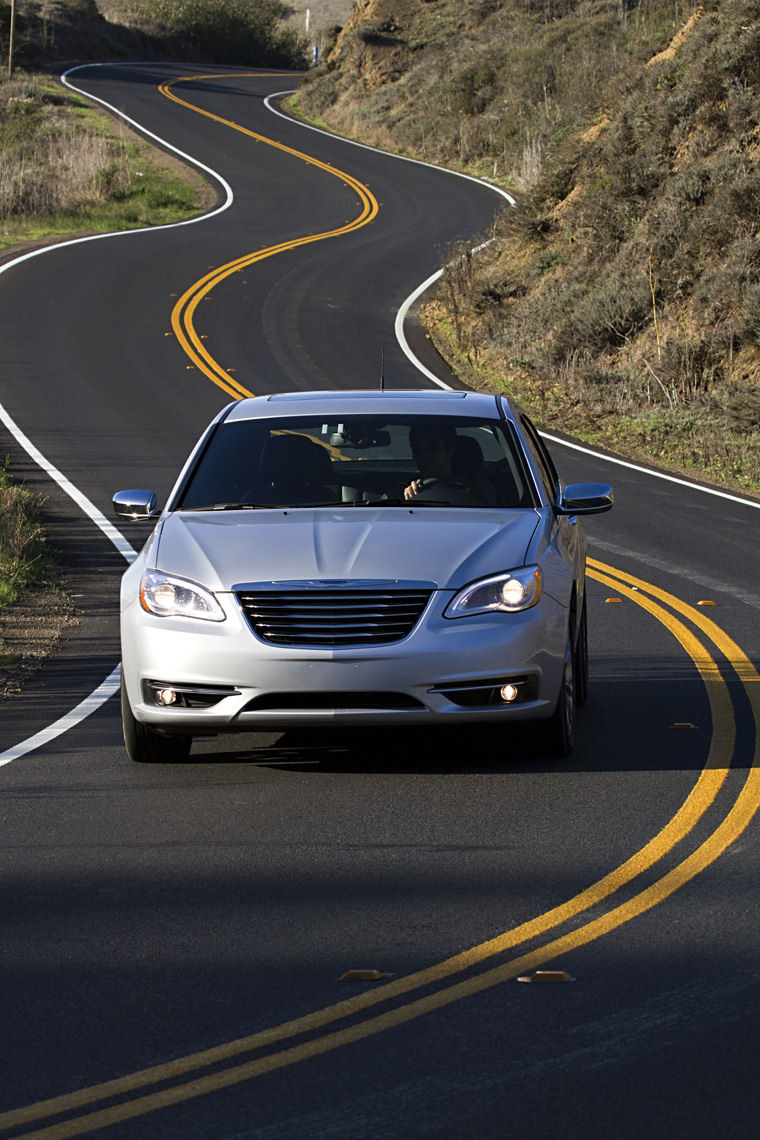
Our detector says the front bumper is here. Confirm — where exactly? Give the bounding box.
[121,588,568,732]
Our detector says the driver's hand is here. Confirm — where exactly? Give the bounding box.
[404,479,423,500]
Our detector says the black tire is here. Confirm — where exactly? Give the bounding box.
[120,674,191,764]
[575,598,589,707]
[537,635,575,758]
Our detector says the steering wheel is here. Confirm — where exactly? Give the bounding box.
[418,476,469,491]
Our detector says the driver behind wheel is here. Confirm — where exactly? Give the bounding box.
[404,423,489,505]
[404,423,457,500]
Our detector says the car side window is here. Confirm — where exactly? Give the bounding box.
[519,416,559,505]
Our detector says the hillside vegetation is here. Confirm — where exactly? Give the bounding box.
[1,0,306,68]
[98,0,306,67]
[297,0,760,494]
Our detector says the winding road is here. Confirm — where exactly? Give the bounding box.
[0,64,759,1140]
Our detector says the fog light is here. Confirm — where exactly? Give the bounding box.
[500,683,519,704]
[157,688,177,706]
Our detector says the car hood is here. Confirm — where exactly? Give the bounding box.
[154,508,541,593]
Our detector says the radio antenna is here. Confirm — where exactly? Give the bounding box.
[380,346,385,391]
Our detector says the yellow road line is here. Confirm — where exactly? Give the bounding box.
[4,569,751,1137]
[159,74,379,398]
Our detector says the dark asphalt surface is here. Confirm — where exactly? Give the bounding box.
[0,65,759,1140]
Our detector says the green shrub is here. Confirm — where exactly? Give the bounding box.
[552,270,652,358]
[447,64,497,116]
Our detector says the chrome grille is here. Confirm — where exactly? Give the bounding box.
[236,588,432,647]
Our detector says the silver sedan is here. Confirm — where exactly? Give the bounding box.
[114,390,612,763]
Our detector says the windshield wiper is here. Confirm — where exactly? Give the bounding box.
[177,503,272,512]
[342,499,453,507]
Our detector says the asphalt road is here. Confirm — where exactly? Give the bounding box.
[0,65,759,1140]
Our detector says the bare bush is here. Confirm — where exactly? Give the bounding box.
[513,135,543,188]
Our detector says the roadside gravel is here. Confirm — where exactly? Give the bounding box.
[0,581,79,700]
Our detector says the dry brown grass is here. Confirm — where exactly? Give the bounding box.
[0,73,133,223]
[0,123,129,220]
[0,468,77,684]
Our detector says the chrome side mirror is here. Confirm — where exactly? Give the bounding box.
[557,483,614,515]
[112,489,159,520]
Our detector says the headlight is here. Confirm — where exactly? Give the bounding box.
[139,570,225,621]
[444,566,542,618]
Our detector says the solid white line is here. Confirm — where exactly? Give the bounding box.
[0,668,122,768]
[394,239,494,392]
[0,358,135,768]
[394,268,447,389]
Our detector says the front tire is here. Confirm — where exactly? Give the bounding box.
[574,598,589,707]
[537,635,575,758]
[121,674,191,764]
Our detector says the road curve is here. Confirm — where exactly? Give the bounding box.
[0,64,759,1140]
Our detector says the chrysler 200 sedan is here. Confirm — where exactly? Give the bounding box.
[114,390,613,763]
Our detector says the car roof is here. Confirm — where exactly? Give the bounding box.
[223,389,513,423]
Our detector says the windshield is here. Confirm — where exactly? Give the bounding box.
[176,414,536,510]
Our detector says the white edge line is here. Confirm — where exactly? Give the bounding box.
[0,62,240,765]
[0,668,122,768]
[266,91,760,512]
[394,268,446,389]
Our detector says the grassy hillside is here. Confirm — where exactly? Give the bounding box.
[297,0,760,495]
